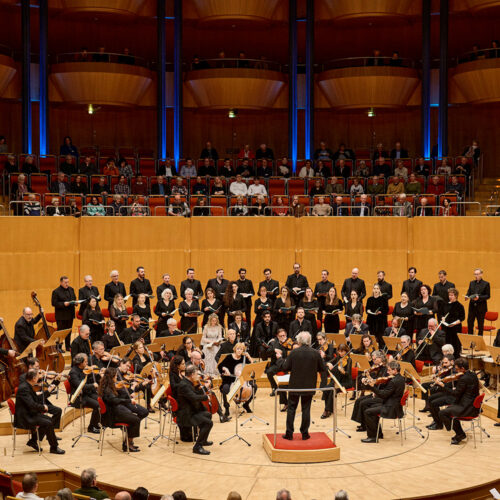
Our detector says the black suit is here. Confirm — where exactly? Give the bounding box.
[51,285,77,349]
[253,320,278,356]
[258,279,280,302]
[228,321,250,344]
[288,318,313,340]
[466,279,490,336]
[341,278,367,302]
[285,273,309,305]
[78,285,101,316]
[101,388,143,438]
[236,278,255,322]
[68,365,100,429]
[70,335,91,359]
[417,328,446,364]
[377,280,393,301]
[129,278,153,306]
[14,314,42,354]
[176,378,213,448]
[364,373,406,438]
[390,149,408,159]
[277,344,326,436]
[401,278,423,302]
[156,283,178,301]
[104,281,127,307]
[150,183,170,196]
[15,381,59,448]
[180,279,203,299]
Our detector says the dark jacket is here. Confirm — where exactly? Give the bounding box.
[205,278,230,299]
[417,328,446,364]
[14,381,46,428]
[466,279,490,307]
[68,365,97,407]
[70,335,92,359]
[228,321,250,343]
[156,283,178,301]
[51,285,77,321]
[371,373,406,418]
[288,318,313,339]
[78,285,101,316]
[176,377,209,427]
[104,281,127,306]
[180,279,203,299]
[14,314,42,353]
[253,320,278,346]
[443,370,480,417]
[401,278,423,302]
[129,278,153,306]
[101,387,130,425]
[341,278,367,302]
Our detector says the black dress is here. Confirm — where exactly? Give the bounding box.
[102,332,120,351]
[225,294,245,322]
[82,308,104,343]
[393,301,414,334]
[345,301,363,321]
[133,304,152,329]
[154,300,176,334]
[273,298,294,331]
[323,302,344,333]
[179,299,200,333]
[201,298,222,326]
[412,296,437,331]
[365,296,389,342]
[253,297,272,325]
[300,299,319,335]
[109,304,129,335]
[168,371,193,442]
[442,301,466,357]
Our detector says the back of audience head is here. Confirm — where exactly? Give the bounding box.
[22,473,38,493]
[276,489,292,500]
[115,492,131,500]
[335,490,349,500]
[172,492,187,500]
[56,488,74,500]
[131,487,149,500]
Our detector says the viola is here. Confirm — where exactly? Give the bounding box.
[200,375,219,414]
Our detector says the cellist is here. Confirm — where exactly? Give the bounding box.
[14,308,43,356]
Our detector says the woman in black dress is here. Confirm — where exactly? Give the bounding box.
[154,288,176,335]
[345,290,364,322]
[102,320,121,351]
[253,285,272,326]
[223,282,245,325]
[179,288,200,333]
[273,286,294,332]
[393,292,414,334]
[176,336,203,363]
[413,284,437,332]
[228,311,250,344]
[133,293,152,330]
[299,287,319,335]
[82,296,104,343]
[201,287,222,326]
[442,288,465,357]
[130,342,154,412]
[323,287,343,333]
[109,294,129,335]
[365,284,389,347]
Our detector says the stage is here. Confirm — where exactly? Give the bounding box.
[1,391,499,500]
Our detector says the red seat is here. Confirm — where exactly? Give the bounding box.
[7,398,41,457]
[97,396,130,455]
[481,311,498,335]
[287,178,307,196]
[45,312,56,323]
[376,390,409,445]
[451,394,488,448]
[414,360,424,374]
[0,469,23,497]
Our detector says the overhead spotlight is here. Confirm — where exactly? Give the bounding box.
[228,108,238,118]
[368,107,376,118]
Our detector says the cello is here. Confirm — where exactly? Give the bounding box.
[31,291,65,373]
[0,318,27,399]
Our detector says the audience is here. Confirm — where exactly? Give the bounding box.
[16,473,41,500]
[74,469,109,500]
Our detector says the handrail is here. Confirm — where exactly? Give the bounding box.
[485,205,500,215]
[455,47,500,65]
[449,201,482,215]
[189,58,285,72]
[192,205,224,216]
[374,205,414,217]
[53,52,165,70]
[318,56,417,72]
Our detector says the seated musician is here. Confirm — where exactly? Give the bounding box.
[177,336,203,364]
[121,315,146,345]
[15,369,65,454]
[228,311,250,345]
[176,364,214,456]
[354,333,375,357]
[215,329,238,363]
[384,317,406,340]
[91,341,120,369]
[70,325,92,360]
[416,318,446,364]
[102,320,121,351]
[218,342,254,416]
[253,311,278,359]
[266,328,292,409]
[169,355,194,442]
[188,350,230,423]
[322,343,353,419]
[361,360,406,443]
[289,307,313,340]
[344,314,369,343]
[351,350,387,433]
[394,335,416,368]
[420,354,454,413]
[316,332,336,399]
[98,367,144,452]
[13,307,43,355]
[69,353,101,434]
[118,356,153,414]
[430,357,480,444]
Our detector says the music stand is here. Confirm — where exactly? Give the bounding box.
[350,334,379,350]
[399,361,426,438]
[382,336,403,354]
[326,373,351,438]
[16,340,44,360]
[458,334,488,370]
[240,361,269,427]
[148,382,174,447]
[486,345,500,402]
[69,376,100,447]
[326,333,347,348]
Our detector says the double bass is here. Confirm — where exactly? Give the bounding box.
[0,318,27,400]
[31,292,65,373]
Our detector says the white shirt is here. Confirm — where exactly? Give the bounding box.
[17,493,42,500]
[229,182,248,196]
[298,167,314,178]
[247,184,267,196]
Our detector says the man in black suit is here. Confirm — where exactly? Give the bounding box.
[259,268,280,303]
[341,268,367,303]
[51,276,77,350]
[376,271,393,300]
[276,331,326,440]
[176,364,213,455]
[199,141,219,162]
[236,268,255,324]
[104,270,127,308]
[390,142,408,160]
[289,307,313,340]
[253,311,278,358]
[431,358,480,444]
[70,324,92,359]
[352,194,370,216]
[129,266,153,307]
[466,268,490,336]
[432,270,455,320]
[313,270,334,309]
[180,268,203,299]
[156,273,178,301]
[285,263,309,305]
[417,318,446,364]
[150,175,170,196]
[78,275,101,317]
[401,267,423,302]
[417,197,433,216]
[50,171,70,195]
[14,307,43,354]
[332,196,348,216]
[69,353,101,433]
[361,360,405,443]
[15,369,65,454]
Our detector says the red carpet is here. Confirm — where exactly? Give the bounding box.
[265,432,336,450]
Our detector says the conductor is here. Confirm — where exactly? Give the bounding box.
[276,331,326,440]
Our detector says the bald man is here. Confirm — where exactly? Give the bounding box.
[341,268,366,303]
[14,307,43,354]
[115,493,131,500]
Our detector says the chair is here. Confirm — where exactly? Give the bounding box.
[7,398,41,457]
[376,390,409,445]
[414,360,424,375]
[62,379,76,427]
[451,393,490,448]
[480,311,498,338]
[0,470,23,497]
[341,367,358,416]
[97,396,130,454]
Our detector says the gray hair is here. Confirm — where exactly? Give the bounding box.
[79,324,90,334]
[335,491,349,500]
[296,331,311,346]
[92,341,104,350]
[401,335,411,343]
[167,318,177,326]
[442,344,454,354]
[352,314,362,323]
[74,353,87,365]
[56,488,74,500]
[161,288,173,300]
[80,468,96,488]
[184,288,194,295]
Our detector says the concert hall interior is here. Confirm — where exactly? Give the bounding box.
[1,1,500,500]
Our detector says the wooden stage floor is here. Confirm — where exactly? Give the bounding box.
[1,392,499,500]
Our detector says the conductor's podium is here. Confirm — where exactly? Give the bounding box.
[263,432,340,463]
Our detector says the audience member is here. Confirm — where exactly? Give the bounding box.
[367,176,384,195]
[236,158,254,177]
[132,175,148,195]
[46,197,67,216]
[447,175,464,198]
[247,177,267,196]
[251,195,267,216]
[353,193,370,216]
[198,158,216,177]
[226,493,242,500]
[277,157,291,177]
[309,178,325,197]
[436,158,451,175]
[335,491,349,500]
[16,473,41,500]
[333,159,351,178]
[333,143,355,161]
[290,195,305,217]
[373,158,391,178]
[156,158,176,177]
[114,493,131,500]
[353,160,369,177]
[332,195,348,216]
[114,175,131,195]
[325,176,344,195]
[70,174,88,195]
[390,141,408,159]
[110,195,127,216]
[312,196,330,216]
[394,193,412,217]
[23,194,42,216]
[211,176,226,195]
[414,157,430,177]
[191,176,207,195]
[51,172,70,195]
[86,196,106,216]
[372,142,388,162]
[151,175,169,196]
[180,159,197,178]
[93,176,110,195]
[387,176,405,195]
[298,160,315,178]
[314,159,330,178]
[350,178,364,195]
[103,158,119,176]
[406,173,422,194]
[238,144,255,159]
[131,487,149,500]
[74,468,109,500]
[255,143,274,160]
[118,158,134,178]
[56,489,73,500]
[219,159,234,177]
[393,160,408,180]
[171,177,188,195]
[22,155,38,175]
[60,136,79,159]
[168,194,190,217]
[454,156,471,177]
[257,158,273,178]
[313,141,334,161]
[232,195,248,216]
[276,489,292,500]
[229,175,248,196]
[172,493,187,500]
[427,176,444,196]
[0,135,8,153]
[4,154,17,173]
[59,155,77,176]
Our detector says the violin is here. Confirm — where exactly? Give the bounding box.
[439,372,464,384]
[280,338,294,349]
[363,374,394,386]
[396,345,411,359]
[101,352,121,362]
[116,380,131,390]
[83,365,101,375]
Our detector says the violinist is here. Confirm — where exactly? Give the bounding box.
[132,293,152,331]
[273,287,295,332]
[15,369,65,454]
[316,332,336,394]
[117,357,153,414]
[351,350,387,433]
[215,329,238,363]
[442,288,465,358]
[253,285,272,326]
[354,333,375,357]
[218,342,254,416]
[322,343,353,419]
[109,294,128,335]
[266,329,292,408]
[154,288,176,335]
[299,288,319,335]
[98,367,143,452]
[102,320,121,351]
[228,311,250,345]
[169,355,194,442]
[344,314,369,343]
[202,287,223,326]
[68,353,101,434]
[420,354,454,413]
[176,364,214,455]
[394,335,416,368]
[177,336,203,364]
[122,315,148,345]
[14,307,43,355]
[429,357,479,444]
[82,297,104,343]
[92,341,120,369]
[289,307,313,340]
[322,286,343,333]
[253,311,278,358]
[417,318,446,364]
[70,325,92,360]
[361,360,405,443]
